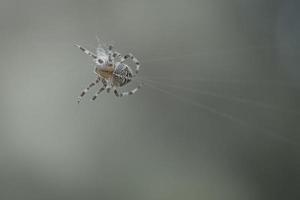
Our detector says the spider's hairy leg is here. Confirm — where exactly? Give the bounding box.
[77,77,101,104]
[108,44,114,65]
[112,51,121,60]
[118,84,143,97]
[106,83,112,93]
[120,53,140,74]
[104,79,112,93]
[113,86,120,97]
[74,44,97,59]
[91,79,108,101]
[91,86,106,101]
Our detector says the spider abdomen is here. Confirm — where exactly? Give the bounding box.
[113,63,133,87]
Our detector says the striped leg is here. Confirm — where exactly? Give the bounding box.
[106,87,111,93]
[74,44,97,59]
[112,51,121,60]
[91,79,107,101]
[77,77,101,103]
[120,53,140,74]
[91,86,106,101]
[108,45,113,65]
[113,87,120,97]
[118,84,142,97]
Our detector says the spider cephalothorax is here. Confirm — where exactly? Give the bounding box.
[75,42,141,103]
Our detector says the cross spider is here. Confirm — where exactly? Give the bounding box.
[75,42,141,103]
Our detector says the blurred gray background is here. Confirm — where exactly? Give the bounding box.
[0,0,299,200]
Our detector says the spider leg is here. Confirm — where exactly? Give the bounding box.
[91,79,107,101]
[112,51,121,60]
[113,87,121,97]
[120,53,140,75]
[104,79,112,93]
[91,86,106,101]
[118,84,142,97]
[77,77,101,103]
[74,44,97,59]
[108,44,114,65]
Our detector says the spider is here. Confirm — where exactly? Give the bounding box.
[75,42,141,103]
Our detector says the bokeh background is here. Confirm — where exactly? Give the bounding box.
[0,0,299,199]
